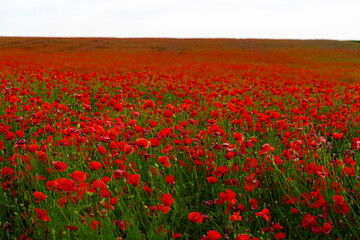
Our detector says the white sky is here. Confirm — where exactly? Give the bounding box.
[0,0,359,40]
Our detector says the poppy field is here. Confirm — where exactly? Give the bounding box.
[1,37,360,240]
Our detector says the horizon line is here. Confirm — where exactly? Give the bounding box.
[0,35,359,42]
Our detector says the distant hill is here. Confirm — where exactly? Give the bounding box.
[1,37,360,81]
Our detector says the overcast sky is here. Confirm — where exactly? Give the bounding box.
[0,0,359,40]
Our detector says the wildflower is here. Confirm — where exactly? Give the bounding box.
[162,194,174,206]
[352,137,360,150]
[90,220,101,231]
[230,212,242,222]
[34,191,47,203]
[114,220,130,230]
[207,176,218,184]
[126,173,140,187]
[249,198,258,210]
[165,175,175,184]
[90,161,103,171]
[135,138,150,149]
[28,144,39,153]
[235,234,250,240]
[206,230,222,240]
[333,195,350,215]
[323,222,333,234]
[301,213,317,229]
[255,208,270,221]
[69,171,87,182]
[163,109,174,118]
[188,212,203,223]
[158,156,171,168]
[15,130,25,138]
[35,208,50,221]
[98,146,107,155]
[274,232,286,240]
[332,133,343,140]
[52,161,67,172]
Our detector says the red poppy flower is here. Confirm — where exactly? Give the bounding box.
[123,144,134,154]
[45,124,52,133]
[323,222,333,234]
[90,161,103,170]
[114,220,130,230]
[162,194,174,206]
[36,151,47,160]
[244,173,259,192]
[172,233,182,239]
[149,120,158,127]
[219,190,237,205]
[158,156,171,168]
[230,212,242,222]
[165,175,175,184]
[9,96,19,103]
[344,156,355,166]
[237,203,247,212]
[66,225,78,231]
[163,109,174,118]
[274,232,286,240]
[226,190,236,201]
[301,213,317,229]
[42,102,52,112]
[28,144,39,153]
[55,178,75,192]
[291,208,299,214]
[233,132,244,143]
[69,170,87,182]
[34,191,47,203]
[98,146,107,155]
[272,223,283,230]
[91,180,107,191]
[126,173,140,187]
[235,234,250,240]
[5,131,15,141]
[207,176,218,184]
[352,137,360,150]
[225,151,235,160]
[311,225,323,234]
[249,198,258,209]
[35,208,50,221]
[157,204,171,214]
[1,166,14,177]
[1,181,11,190]
[134,126,143,133]
[100,188,112,198]
[135,138,150,149]
[110,196,119,205]
[206,230,222,240]
[143,100,155,108]
[52,161,67,172]
[149,138,160,147]
[273,156,283,165]
[255,208,270,221]
[332,133,343,140]
[15,130,25,139]
[333,195,350,215]
[90,220,101,231]
[188,212,203,223]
